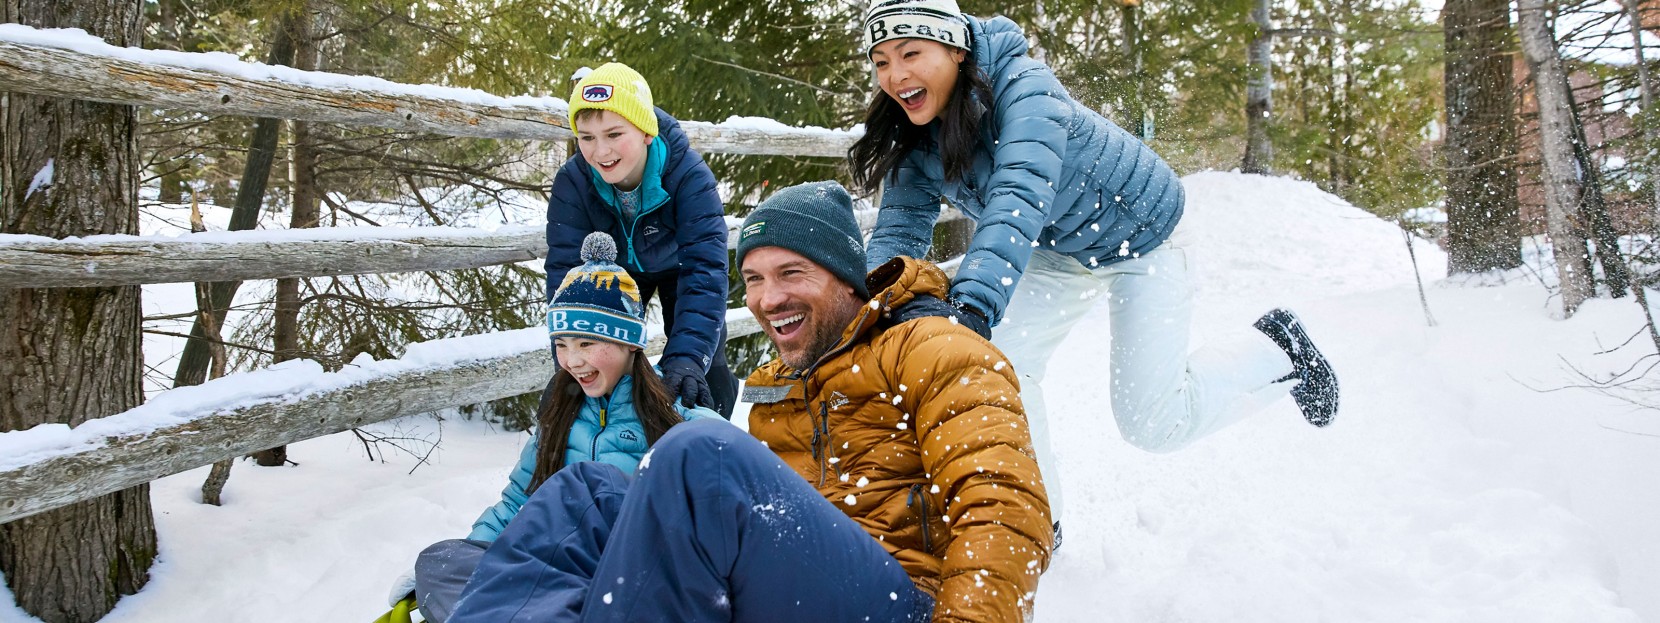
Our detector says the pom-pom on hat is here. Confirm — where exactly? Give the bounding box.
[568,62,659,137]
[548,232,647,348]
[864,0,971,57]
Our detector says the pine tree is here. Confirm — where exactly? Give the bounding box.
[0,1,157,620]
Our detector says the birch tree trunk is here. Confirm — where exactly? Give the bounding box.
[1243,0,1275,174]
[1624,0,1660,219]
[1619,0,1660,353]
[0,0,156,620]
[1518,0,1595,316]
[1442,0,1522,273]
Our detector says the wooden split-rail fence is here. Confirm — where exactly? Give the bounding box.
[0,29,966,525]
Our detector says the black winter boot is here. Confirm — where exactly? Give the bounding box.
[1253,308,1339,427]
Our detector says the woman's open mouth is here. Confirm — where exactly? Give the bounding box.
[897,87,926,111]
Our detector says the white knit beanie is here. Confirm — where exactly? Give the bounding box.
[864,0,971,57]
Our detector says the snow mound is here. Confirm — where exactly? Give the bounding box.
[1180,171,1446,320]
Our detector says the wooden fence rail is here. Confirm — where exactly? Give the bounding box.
[0,24,961,526]
[0,209,964,289]
[0,315,765,524]
[0,26,858,157]
[0,227,547,288]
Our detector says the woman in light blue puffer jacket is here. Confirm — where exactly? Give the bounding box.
[851,0,1340,528]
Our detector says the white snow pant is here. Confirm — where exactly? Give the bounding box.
[991,240,1295,522]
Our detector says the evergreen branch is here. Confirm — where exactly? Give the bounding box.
[690,54,842,97]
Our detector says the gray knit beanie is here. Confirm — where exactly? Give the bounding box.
[736,181,869,298]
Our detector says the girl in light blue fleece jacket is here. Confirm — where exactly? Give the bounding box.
[851,0,1340,528]
[384,233,719,623]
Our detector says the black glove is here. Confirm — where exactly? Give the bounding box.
[947,297,993,340]
[659,356,716,411]
[887,294,993,340]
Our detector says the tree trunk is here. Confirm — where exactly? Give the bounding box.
[1443,0,1523,273]
[1619,0,1660,354]
[1324,29,1349,189]
[157,170,185,203]
[1030,0,1050,65]
[1518,0,1595,316]
[155,0,177,46]
[1120,3,1150,140]
[0,0,156,620]
[1242,0,1274,174]
[1624,0,1660,222]
[171,15,298,390]
[927,218,974,264]
[1564,85,1630,298]
[263,5,323,467]
[151,0,185,206]
[192,200,235,505]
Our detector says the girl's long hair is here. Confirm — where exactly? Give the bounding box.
[848,54,994,195]
[527,351,685,492]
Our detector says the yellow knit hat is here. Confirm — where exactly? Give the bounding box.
[569,62,659,137]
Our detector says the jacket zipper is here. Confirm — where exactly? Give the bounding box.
[610,171,671,272]
[589,400,609,461]
[621,209,643,271]
[814,401,833,487]
[907,483,933,553]
[792,293,893,488]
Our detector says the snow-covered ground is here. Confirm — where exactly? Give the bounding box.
[3,171,1656,622]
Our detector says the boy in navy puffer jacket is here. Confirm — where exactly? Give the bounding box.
[544,62,737,417]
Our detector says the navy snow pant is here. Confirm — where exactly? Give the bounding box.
[447,419,935,622]
[414,538,490,622]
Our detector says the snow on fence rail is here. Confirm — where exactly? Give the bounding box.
[0,203,964,521]
[0,226,548,288]
[0,24,858,156]
[0,314,766,524]
[0,208,964,288]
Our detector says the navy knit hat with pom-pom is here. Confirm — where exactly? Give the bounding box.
[547,232,647,348]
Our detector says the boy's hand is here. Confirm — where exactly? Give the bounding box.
[660,356,716,411]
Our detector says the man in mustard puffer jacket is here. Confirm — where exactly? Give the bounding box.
[741,182,1053,622]
[448,181,1050,623]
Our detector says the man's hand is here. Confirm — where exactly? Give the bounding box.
[887,294,993,340]
[659,356,716,410]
